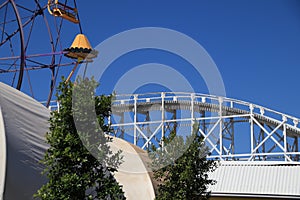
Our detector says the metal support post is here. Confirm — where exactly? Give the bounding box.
[219,97,223,158]
[161,92,165,148]
[191,93,195,134]
[250,104,254,159]
[134,94,138,145]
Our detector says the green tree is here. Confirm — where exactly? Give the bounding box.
[151,124,217,200]
[35,77,125,200]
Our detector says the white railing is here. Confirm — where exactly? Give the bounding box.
[112,92,300,129]
[43,92,300,162]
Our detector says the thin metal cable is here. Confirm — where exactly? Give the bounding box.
[73,0,83,33]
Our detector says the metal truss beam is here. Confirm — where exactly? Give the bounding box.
[109,92,300,163]
[46,92,300,163]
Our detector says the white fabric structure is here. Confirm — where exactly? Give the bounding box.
[0,82,155,200]
[110,137,156,200]
[0,82,49,200]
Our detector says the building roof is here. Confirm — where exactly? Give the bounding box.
[209,161,300,199]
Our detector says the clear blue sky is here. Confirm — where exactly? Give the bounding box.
[2,0,300,118]
[77,0,300,118]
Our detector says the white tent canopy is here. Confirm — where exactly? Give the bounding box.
[0,82,49,199]
[0,82,155,200]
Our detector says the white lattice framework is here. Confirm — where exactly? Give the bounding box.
[109,92,300,163]
[47,92,300,162]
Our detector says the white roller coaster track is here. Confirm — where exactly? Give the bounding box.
[47,92,300,163]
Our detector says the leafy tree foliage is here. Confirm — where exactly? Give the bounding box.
[35,77,125,200]
[151,124,217,200]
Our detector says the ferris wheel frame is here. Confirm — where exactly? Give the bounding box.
[0,0,81,106]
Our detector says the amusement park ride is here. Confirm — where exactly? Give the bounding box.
[47,0,79,24]
[0,0,96,106]
[1,0,300,164]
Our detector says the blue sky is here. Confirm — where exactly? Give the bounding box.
[75,0,300,155]
[1,0,300,118]
[76,0,300,118]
